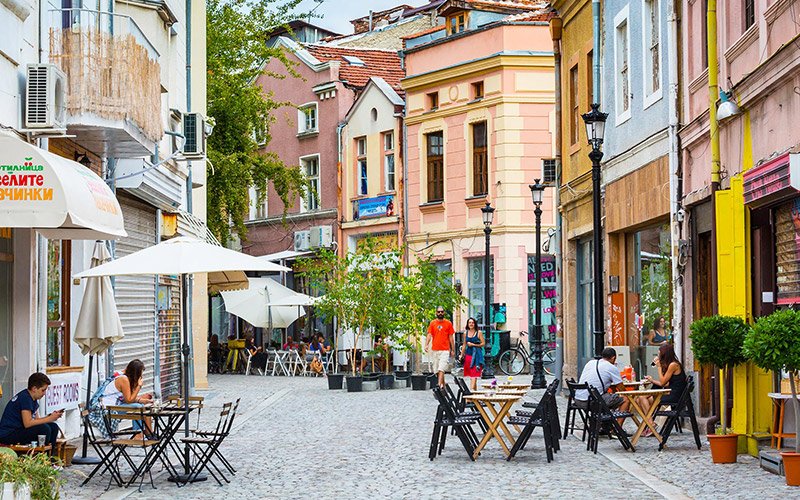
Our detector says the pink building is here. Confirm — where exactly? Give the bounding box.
[402,0,556,337]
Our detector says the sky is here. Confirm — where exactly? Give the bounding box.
[294,0,429,35]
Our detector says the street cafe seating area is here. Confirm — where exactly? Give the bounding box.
[429,372,702,462]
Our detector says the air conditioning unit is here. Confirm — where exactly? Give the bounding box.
[309,225,332,248]
[542,158,557,185]
[294,230,310,251]
[25,64,66,130]
[182,112,207,159]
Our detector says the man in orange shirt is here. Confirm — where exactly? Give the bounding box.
[426,306,455,387]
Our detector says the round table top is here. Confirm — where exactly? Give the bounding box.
[471,388,528,396]
[481,383,530,390]
[465,394,523,402]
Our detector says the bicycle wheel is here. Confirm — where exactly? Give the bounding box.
[498,349,526,376]
[542,348,556,376]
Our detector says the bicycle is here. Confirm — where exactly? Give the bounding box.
[497,331,556,376]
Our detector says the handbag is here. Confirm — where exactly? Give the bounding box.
[310,357,323,374]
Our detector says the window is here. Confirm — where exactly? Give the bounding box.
[615,8,631,120]
[298,103,317,134]
[569,64,579,145]
[472,121,488,197]
[586,51,594,109]
[427,91,439,111]
[426,132,444,203]
[528,255,557,342]
[302,156,320,211]
[701,0,708,69]
[250,186,267,219]
[468,258,494,327]
[472,81,484,100]
[357,138,367,196]
[643,0,661,103]
[744,0,755,31]
[576,239,594,369]
[383,132,395,192]
[47,239,70,367]
[448,13,466,35]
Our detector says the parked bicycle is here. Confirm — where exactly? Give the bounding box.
[497,331,556,376]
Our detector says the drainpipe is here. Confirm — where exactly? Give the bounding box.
[400,50,410,269]
[396,109,405,259]
[668,1,683,359]
[592,0,601,102]
[336,122,345,257]
[550,17,564,389]
[185,0,195,396]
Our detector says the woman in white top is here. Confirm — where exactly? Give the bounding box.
[102,359,153,439]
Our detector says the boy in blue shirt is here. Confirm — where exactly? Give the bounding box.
[0,373,63,454]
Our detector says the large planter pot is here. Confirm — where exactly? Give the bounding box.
[1,483,31,500]
[346,376,363,393]
[707,434,739,463]
[327,374,344,390]
[410,374,427,391]
[781,452,800,486]
[379,374,395,390]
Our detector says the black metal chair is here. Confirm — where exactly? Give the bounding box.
[180,401,236,485]
[191,398,241,476]
[564,378,589,441]
[78,404,127,488]
[429,386,478,461]
[506,388,555,462]
[653,376,702,451]
[586,386,635,454]
[452,377,488,432]
[513,379,561,452]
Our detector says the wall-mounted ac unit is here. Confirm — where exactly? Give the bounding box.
[309,225,332,248]
[182,112,207,159]
[294,230,310,251]
[25,64,66,130]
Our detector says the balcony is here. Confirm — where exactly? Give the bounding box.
[49,8,163,157]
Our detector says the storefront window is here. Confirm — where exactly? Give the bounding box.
[577,239,593,368]
[528,255,556,345]
[0,228,13,400]
[468,258,494,328]
[775,200,800,304]
[46,240,70,367]
[634,224,671,344]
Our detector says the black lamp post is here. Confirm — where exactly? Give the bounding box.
[529,179,547,389]
[481,202,495,378]
[581,102,608,359]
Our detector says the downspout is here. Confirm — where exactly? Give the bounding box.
[668,1,683,358]
[185,0,195,395]
[400,50,410,269]
[396,108,405,261]
[336,122,345,257]
[550,17,564,389]
[592,0,601,102]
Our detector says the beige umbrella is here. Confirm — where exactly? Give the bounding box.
[220,277,313,329]
[72,240,124,465]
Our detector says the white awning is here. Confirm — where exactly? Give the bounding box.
[0,132,126,240]
[258,249,313,262]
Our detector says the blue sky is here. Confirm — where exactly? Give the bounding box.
[294,0,427,35]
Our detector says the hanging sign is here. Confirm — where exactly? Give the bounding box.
[743,153,800,208]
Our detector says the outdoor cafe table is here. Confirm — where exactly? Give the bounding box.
[139,405,195,482]
[480,383,530,391]
[617,388,672,446]
[463,393,523,459]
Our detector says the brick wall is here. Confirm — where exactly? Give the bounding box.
[48,138,103,177]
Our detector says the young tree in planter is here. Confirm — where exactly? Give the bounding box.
[745,309,800,456]
[689,315,749,436]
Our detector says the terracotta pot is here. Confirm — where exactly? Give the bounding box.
[781,452,800,486]
[707,434,738,463]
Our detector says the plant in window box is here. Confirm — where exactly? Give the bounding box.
[689,315,749,463]
[744,308,800,486]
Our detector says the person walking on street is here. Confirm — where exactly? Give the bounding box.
[459,317,485,390]
[426,306,455,387]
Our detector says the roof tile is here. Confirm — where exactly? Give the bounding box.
[303,44,405,92]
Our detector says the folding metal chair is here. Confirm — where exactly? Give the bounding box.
[189,398,241,478]
[79,404,127,488]
[429,387,478,461]
[586,386,635,454]
[272,350,289,376]
[506,389,555,462]
[564,378,590,440]
[654,376,701,451]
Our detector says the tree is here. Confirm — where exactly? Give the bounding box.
[206,0,311,243]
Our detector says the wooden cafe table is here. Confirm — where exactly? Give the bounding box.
[481,382,530,391]
[463,393,523,459]
[617,388,672,446]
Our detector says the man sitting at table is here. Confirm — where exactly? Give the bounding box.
[0,373,63,455]
[574,347,630,430]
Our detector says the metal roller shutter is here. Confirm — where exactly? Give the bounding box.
[114,196,157,394]
[158,274,182,397]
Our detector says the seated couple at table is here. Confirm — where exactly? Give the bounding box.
[574,348,631,429]
[97,359,154,440]
[635,344,687,437]
[0,373,63,455]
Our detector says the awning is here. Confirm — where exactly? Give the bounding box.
[743,152,800,209]
[258,249,313,262]
[0,132,126,240]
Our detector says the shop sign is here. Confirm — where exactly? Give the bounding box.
[527,255,556,339]
[352,195,394,220]
[42,371,81,412]
[743,153,800,208]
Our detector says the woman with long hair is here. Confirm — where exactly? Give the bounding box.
[459,317,485,390]
[636,343,687,436]
[644,316,670,346]
[99,359,153,439]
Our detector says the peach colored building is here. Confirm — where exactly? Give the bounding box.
[402,1,556,337]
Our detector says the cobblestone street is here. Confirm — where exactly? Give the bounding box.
[61,375,794,500]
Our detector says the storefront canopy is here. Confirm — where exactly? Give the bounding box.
[0,132,126,240]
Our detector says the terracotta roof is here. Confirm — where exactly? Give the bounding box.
[502,10,557,22]
[400,24,446,40]
[465,0,549,9]
[303,44,405,91]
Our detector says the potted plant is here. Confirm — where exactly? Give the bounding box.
[689,315,749,463]
[744,308,800,486]
[0,452,63,500]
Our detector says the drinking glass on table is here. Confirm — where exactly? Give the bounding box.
[37,435,46,448]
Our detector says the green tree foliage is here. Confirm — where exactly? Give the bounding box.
[689,315,749,434]
[745,309,800,453]
[206,0,310,243]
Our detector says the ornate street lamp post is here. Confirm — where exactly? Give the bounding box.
[581,103,608,359]
[529,179,547,389]
[481,202,495,377]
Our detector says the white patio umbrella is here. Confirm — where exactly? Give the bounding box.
[220,277,315,329]
[74,236,288,481]
[72,241,125,465]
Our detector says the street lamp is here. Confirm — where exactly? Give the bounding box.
[481,202,495,377]
[581,102,608,359]
[529,179,547,389]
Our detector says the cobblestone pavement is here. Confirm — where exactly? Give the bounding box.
[60,375,794,500]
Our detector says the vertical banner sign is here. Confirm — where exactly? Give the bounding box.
[610,293,625,345]
[528,255,556,343]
